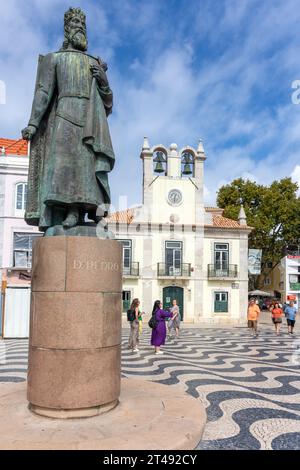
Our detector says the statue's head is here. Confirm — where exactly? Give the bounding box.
[61,7,88,52]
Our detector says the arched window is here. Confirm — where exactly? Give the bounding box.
[181,151,194,177]
[153,150,167,175]
[15,183,27,214]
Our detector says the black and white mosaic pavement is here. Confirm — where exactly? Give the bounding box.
[1,325,300,450]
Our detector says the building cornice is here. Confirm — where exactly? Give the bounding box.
[108,220,252,235]
[0,155,29,173]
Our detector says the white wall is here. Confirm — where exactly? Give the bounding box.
[113,141,249,324]
[3,287,30,337]
[116,223,249,323]
[0,155,41,269]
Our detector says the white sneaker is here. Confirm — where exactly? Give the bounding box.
[155,351,164,355]
[132,348,139,352]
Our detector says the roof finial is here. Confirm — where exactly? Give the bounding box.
[142,136,150,150]
[238,204,247,226]
[197,139,205,154]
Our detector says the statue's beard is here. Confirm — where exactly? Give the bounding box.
[69,30,88,51]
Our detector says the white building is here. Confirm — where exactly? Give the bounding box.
[108,138,252,324]
[0,138,42,337]
[0,136,252,336]
[279,251,300,305]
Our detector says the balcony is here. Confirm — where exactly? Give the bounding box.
[208,264,238,280]
[290,282,300,291]
[123,262,139,277]
[157,263,191,278]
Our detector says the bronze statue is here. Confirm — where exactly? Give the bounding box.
[22,7,115,235]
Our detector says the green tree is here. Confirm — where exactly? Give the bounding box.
[217,177,300,288]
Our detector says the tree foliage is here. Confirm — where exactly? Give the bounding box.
[217,177,300,268]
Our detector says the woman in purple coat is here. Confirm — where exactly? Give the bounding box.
[151,300,173,355]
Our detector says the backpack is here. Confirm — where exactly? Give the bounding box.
[127,309,136,322]
[148,313,158,329]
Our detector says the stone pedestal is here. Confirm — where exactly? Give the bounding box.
[27,236,122,418]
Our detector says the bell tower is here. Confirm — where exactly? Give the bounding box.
[140,138,206,225]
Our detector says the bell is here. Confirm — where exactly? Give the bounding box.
[182,163,193,175]
[153,151,166,174]
[181,152,193,164]
[154,162,165,173]
[153,151,166,163]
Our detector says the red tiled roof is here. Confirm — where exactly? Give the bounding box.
[107,207,251,229]
[209,214,243,229]
[107,208,135,224]
[0,138,28,156]
[204,208,251,229]
[205,207,224,215]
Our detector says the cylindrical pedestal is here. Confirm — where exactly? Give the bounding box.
[27,236,122,418]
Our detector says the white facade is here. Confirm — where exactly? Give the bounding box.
[0,150,42,337]
[0,137,252,335]
[108,139,251,324]
[279,254,300,305]
[0,152,42,274]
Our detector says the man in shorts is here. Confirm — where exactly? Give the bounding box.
[284,301,298,335]
[247,298,260,337]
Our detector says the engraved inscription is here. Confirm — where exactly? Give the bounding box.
[73,259,120,271]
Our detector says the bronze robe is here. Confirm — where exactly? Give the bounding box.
[26,50,115,230]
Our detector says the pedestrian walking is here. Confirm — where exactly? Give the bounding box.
[270,301,283,335]
[128,298,140,353]
[168,299,181,338]
[247,297,260,337]
[284,300,298,335]
[150,300,173,354]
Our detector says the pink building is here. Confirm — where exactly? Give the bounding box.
[0,138,42,337]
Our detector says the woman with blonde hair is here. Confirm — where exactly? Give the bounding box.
[128,298,141,353]
[168,299,181,338]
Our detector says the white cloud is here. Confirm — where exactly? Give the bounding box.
[291,165,300,195]
[1,0,300,209]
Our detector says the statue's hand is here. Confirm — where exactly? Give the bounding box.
[22,125,37,141]
[90,64,109,87]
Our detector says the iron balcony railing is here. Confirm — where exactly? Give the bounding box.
[208,264,238,278]
[123,262,139,277]
[157,263,191,277]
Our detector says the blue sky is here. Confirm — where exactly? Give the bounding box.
[1,0,300,209]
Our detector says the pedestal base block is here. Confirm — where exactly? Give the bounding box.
[28,346,121,411]
[29,399,119,419]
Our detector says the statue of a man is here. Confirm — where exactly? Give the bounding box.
[22,7,115,233]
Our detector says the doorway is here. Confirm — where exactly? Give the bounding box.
[163,286,184,320]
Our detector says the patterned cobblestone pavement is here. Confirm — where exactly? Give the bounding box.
[1,323,300,450]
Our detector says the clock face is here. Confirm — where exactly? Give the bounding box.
[168,189,183,206]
